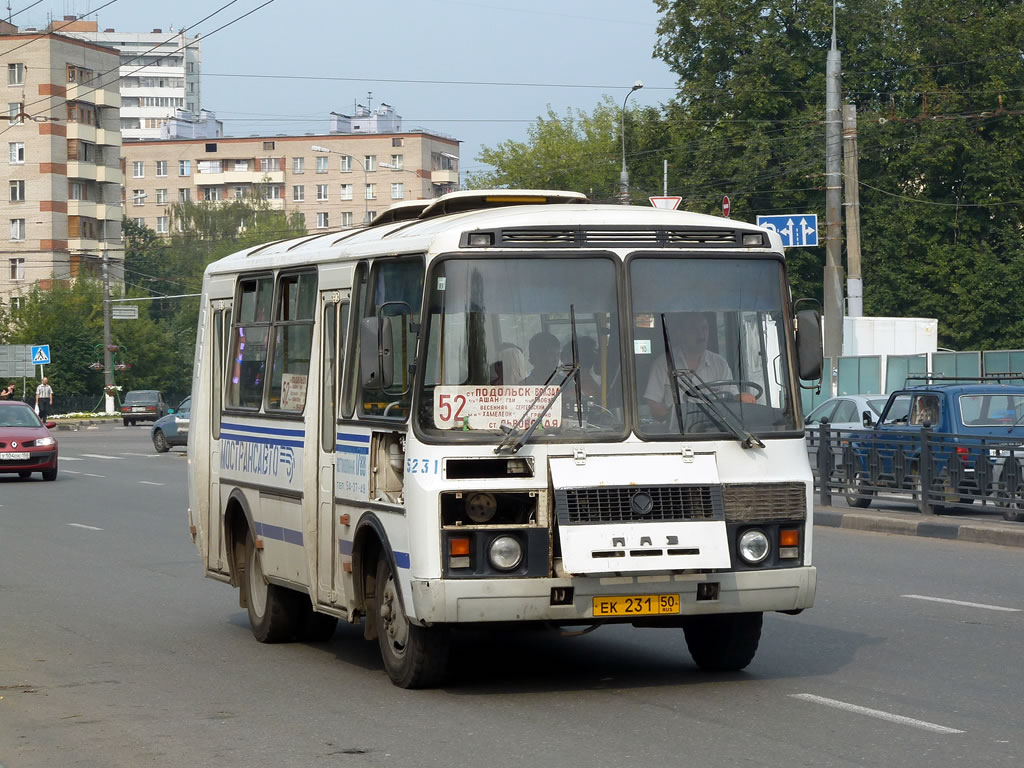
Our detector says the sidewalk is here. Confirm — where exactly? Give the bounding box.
[815,504,1024,549]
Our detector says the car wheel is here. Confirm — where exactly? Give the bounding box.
[42,463,57,481]
[17,470,31,479]
[683,612,763,671]
[130,419,136,426]
[842,466,873,508]
[152,429,170,453]
[122,418,129,427]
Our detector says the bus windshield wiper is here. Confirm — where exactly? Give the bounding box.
[495,306,581,454]
[661,314,764,450]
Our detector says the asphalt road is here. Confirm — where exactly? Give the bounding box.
[1,425,1021,767]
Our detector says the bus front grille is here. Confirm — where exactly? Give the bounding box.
[555,485,723,525]
[721,483,807,522]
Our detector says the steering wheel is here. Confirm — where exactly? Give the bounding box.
[687,379,764,399]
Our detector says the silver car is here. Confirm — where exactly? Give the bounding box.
[805,394,890,469]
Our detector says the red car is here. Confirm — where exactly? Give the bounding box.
[0,400,58,481]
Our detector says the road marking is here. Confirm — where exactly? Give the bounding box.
[67,523,103,531]
[790,694,964,734]
[61,456,83,461]
[80,453,122,460]
[83,473,105,478]
[124,452,158,458]
[138,481,164,486]
[63,470,81,475]
[902,594,1021,613]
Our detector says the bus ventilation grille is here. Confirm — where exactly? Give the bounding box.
[555,485,722,525]
[476,227,760,248]
[721,483,807,522]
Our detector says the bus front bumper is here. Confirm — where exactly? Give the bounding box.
[409,566,816,625]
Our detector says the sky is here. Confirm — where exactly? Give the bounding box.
[15,0,679,177]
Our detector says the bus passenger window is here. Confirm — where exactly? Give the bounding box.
[226,276,273,409]
[267,271,317,412]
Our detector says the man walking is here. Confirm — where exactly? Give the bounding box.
[35,377,53,419]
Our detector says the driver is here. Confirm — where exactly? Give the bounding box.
[644,312,748,421]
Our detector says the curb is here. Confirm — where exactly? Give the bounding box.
[815,506,1024,548]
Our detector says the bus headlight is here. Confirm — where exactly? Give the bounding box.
[738,530,770,564]
[465,492,497,523]
[488,536,523,571]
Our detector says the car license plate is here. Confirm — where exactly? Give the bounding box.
[593,594,681,617]
[0,451,30,460]
[132,406,147,412]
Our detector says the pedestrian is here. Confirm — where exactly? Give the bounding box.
[35,376,53,419]
[0,382,16,400]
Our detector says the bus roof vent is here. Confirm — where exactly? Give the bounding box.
[665,229,744,245]
[502,228,576,244]
[583,228,660,245]
[419,189,588,220]
[461,226,766,249]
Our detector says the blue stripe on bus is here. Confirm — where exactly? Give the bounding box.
[337,432,370,443]
[336,444,369,454]
[254,521,304,546]
[222,422,306,437]
[222,432,305,449]
[337,540,408,569]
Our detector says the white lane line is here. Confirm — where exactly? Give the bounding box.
[67,523,103,531]
[63,469,81,475]
[791,694,964,734]
[83,473,105,478]
[123,452,158,458]
[80,453,122,460]
[138,481,164,486]
[61,456,83,461]
[902,594,1021,613]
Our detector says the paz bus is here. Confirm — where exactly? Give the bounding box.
[186,190,824,688]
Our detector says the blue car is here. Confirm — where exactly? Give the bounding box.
[151,396,191,453]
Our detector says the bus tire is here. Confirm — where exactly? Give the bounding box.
[241,528,299,643]
[294,598,339,643]
[683,612,762,672]
[372,555,449,688]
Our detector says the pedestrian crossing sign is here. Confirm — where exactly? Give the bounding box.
[31,345,50,365]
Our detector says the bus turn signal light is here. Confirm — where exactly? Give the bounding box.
[448,536,471,569]
[779,529,800,559]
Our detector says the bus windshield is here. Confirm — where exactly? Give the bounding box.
[631,257,799,438]
[417,256,626,441]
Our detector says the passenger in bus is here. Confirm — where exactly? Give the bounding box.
[491,343,527,385]
[525,331,562,384]
[562,337,600,399]
[644,312,746,421]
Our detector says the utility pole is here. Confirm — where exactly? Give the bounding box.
[101,251,114,414]
[843,103,863,317]
[823,1,845,381]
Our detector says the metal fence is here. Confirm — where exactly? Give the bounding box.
[808,424,1024,522]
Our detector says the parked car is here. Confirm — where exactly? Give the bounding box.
[0,400,58,480]
[805,394,890,469]
[842,378,1024,519]
[152,396,191,453]
[121,390,168,426]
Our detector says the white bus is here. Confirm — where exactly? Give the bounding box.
[186,190,823,688]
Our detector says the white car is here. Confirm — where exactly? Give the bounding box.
[806,394,890,430]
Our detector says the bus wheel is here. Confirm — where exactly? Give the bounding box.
[373,556,449,688]
[294,598,339,643]
[242,529,299,643]
[683,612,762,672]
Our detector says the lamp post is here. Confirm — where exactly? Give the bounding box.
[312,145,393,225]
[618,80,644,204]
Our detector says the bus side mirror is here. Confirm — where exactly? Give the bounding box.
[862,410,873,428]
[360,315,394,389]
[795,308,823,381]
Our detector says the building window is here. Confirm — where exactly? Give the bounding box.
[7,102,22,125]
[264,185,282,200]
[316,184,328,201]
[391,183,405,200]
[259,157,279,173]
[390,154,403,169]
[155,216,169,234]
[132,217,145,228]
[132,161,145,178]
[234,186,246,199]
[392,137,404,147]
[315,156,328,173]
[179,159,191,176]
[205,143,217,152]
[316,212,329,229]
[9,180,25,202]
[10,219,26,241]
[69,181,84,200]
[9,257,25,280]
[365,210,375,224]
[365,183,376,200]
[340,183,352,201]
[198,160,222,174]
[234,159,249,171]
[292,185,304,202]
[292,157,304,174]
[10,295,24,310]
[179,188,191,202]
[263,141,275,150]
[364,155,376,172]
[203,187,222,201]
[8,142,24,164]
[341,211,353,227]
[155,160,168,177]
[340,155,352,172]
[132,190,145,205]
[8,63,24,85]
[155,188,168,204]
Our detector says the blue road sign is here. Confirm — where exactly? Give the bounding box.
[31,344,50,365]
[756,214,819,247]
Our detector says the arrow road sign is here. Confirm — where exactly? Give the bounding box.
[31,344,50,365]
[756,214,819,248]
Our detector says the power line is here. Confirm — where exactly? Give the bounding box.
[7,0,45,21]
[0,0,121,61]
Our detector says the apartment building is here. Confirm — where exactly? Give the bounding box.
[120,131,460,234]
[1,25,124,308]
[61,19,201,141]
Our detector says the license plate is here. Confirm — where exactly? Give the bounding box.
[0,452,30,460]
[132,407,147,412]
[593,594,681,617]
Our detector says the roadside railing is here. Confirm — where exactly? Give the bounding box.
[808,424,1024,522]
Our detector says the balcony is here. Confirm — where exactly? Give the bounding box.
[95,165,122,184]
[199,170,284,185]
[65,83,120,108]
[431,169,459,184]
[69,201,122,222]
[66,122,96,143]
[66,161,96,181]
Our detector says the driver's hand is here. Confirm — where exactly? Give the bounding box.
[738,393,756,404]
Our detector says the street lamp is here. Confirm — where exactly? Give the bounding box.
[312,145,394,225]
[618,80,644,205]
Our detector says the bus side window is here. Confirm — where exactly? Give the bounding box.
[266,270,317,413]
[212,309,223,439]
[226,275,273,410]
[341,263,367,419]
[320,300,337,453]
